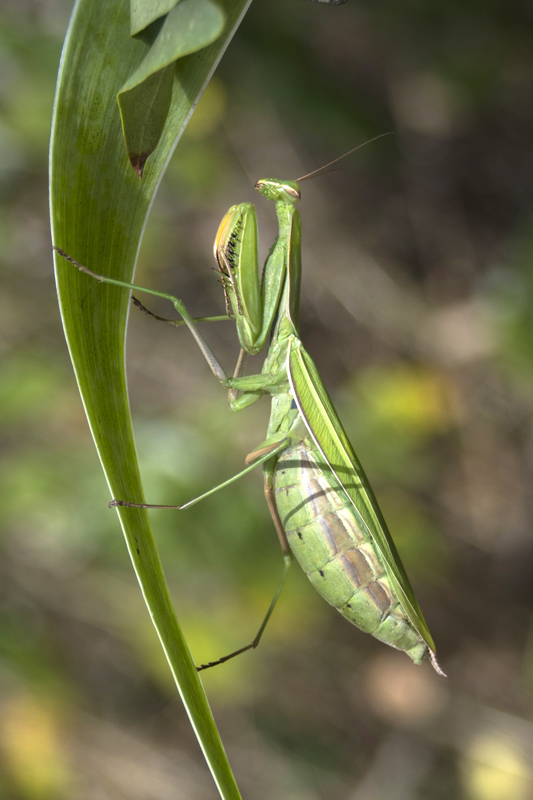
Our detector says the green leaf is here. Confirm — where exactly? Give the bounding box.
[49,0,252,796]
[130,0,180,36]
[118,63,175,177]
[119,0,225,177]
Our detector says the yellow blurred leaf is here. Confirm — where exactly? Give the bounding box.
[358,365,452,435]
[0,695,71,799]
[462,732,533,800]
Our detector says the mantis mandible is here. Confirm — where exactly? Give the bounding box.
[54,137,444,676]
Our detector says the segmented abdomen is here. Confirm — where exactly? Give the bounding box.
[274,442,427,664]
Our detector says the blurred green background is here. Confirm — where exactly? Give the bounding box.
[1,0,533,797]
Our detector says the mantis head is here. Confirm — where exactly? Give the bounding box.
[254,179,301,205]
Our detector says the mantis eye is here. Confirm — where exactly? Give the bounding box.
[282,184,301,201]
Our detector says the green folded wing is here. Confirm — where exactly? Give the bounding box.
[288,337,435,652]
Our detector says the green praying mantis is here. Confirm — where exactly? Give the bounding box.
[54,137,444,677]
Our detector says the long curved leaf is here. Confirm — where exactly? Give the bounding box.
[119,0,226,176]
[49,0,252,796]
[131,0,181,35]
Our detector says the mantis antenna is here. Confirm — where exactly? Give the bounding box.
[295,131,394,182]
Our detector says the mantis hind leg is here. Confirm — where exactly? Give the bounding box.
[197,458,293,672]
[110,435,290,510]
[197,551,292,672]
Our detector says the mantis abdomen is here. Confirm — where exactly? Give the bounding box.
[274,441,428,665]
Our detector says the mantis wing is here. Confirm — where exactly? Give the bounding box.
[288,337,436,653]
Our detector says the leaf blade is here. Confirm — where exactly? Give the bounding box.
[118,0,226,176]
[130,0,180,36]
[50,0,253,796]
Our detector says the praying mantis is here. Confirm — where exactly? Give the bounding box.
[54,139,444,677]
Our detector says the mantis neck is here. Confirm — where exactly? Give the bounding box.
[274,200,301,341]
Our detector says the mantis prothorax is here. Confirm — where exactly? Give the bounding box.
[53,136,444,677]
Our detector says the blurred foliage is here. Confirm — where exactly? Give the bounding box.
[1,0,533,798]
